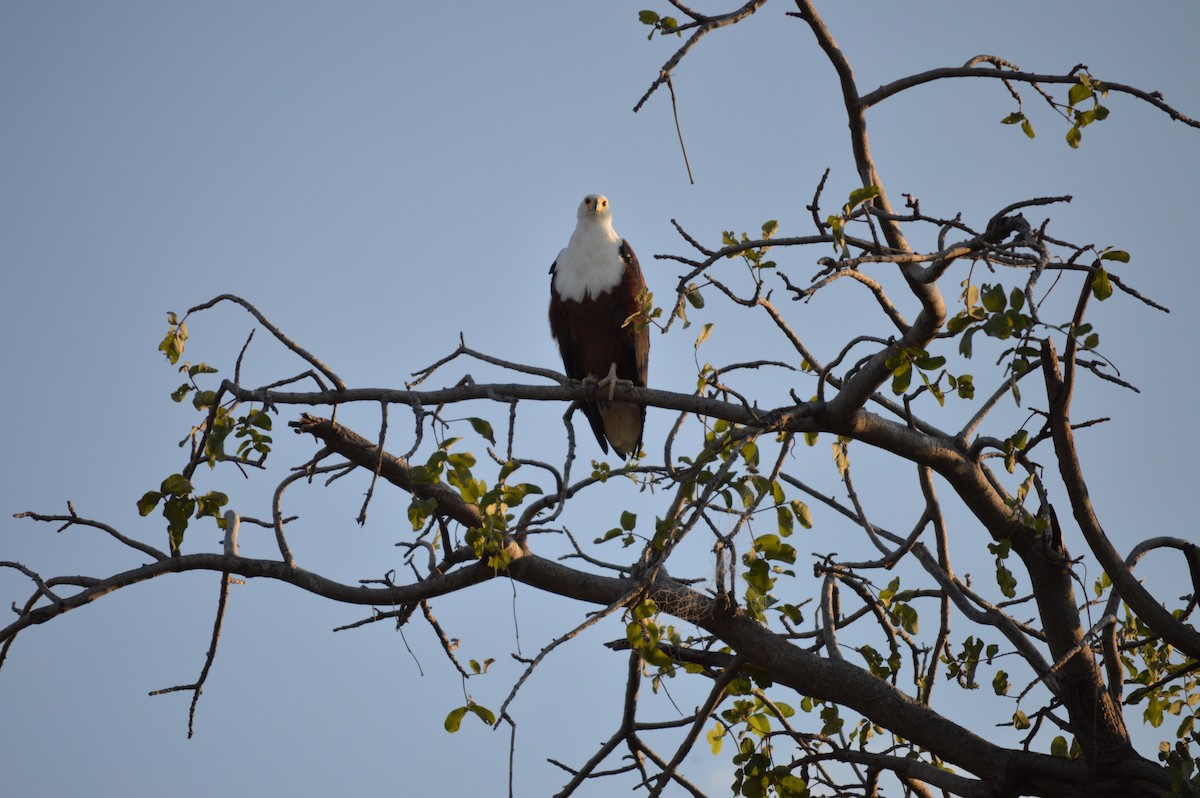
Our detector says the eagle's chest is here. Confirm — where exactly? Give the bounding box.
[553,236,624,303]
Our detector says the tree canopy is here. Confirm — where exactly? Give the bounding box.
[5,3,1200,797]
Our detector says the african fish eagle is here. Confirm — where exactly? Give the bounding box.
[548,194,650,458]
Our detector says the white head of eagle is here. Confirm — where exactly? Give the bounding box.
[548,194,650,458]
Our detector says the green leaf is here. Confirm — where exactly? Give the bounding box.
[407,497,438,531]
[707,723,724,754]
[761,219,779,238]
[1091,267,1113,301]
[157,315,188,365]
[1100,249,1130,263]
[187,362,218,378]
[832,437,850,476]
[632,599,658,620]
[993,670,1009,696]
[776,505,793,537]
[620,510,637,531]
[1021,118,1035,139]
[1009,287,1025,312]
[890,603,919,634]
[468,704,496,725]
[1066,125,1082,149]
[1000,111,1025,125]
[753,533,796,565]
[444,706,469,733]
[163,495,195,550]
[827,215,845,252]
[746,713,771,736]
[1068,81,1093,107]
[1051,735,1070,758]
[595,528,622,544]
[740,441,760,469]
[196,490,229,519]
[137,491,162,516]
[981,284,1006,313]
[192,390,217,410]
[638,9,660,25]
[160,473,194,496]
[791,500,813,529]
[996,562,1017,598]
[467,417,496,445]
[846,185,880,210]
[819,705,844,736]
[743,559,774,595]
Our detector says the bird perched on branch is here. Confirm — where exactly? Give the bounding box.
[548,194,650,458]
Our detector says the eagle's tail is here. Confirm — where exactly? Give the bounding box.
[602,402,643,459]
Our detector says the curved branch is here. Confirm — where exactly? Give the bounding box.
[1043,336,1200,662]
[633,0,768,113]
[187,294,346,391]
[861,66,1200,127]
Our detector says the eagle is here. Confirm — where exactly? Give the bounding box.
[548,194,650,458]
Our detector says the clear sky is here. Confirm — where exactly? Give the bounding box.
[2,3,1198,796]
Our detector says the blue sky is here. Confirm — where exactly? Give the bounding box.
[3,3,1199,796]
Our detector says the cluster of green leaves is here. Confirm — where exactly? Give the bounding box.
[157,311,188,365]
[407,428,542,571]
[885,345,974,405]
[709,670,809,798]
[948,283,1034,359]
[139,313,278,549]
[1000,108,1037,140]
[443,698,495,733]
[987,538,1020,599]
[1064,73,1110,149]
[857,642,902,683]
[159,312,276,468]
[679,421,814,620]
[1160,739,1200,796]
[878,577,920,637]
[722,219,780,270]
[947,281,1042,405]
[943,635,1003,693]
[844,578,916,686]
[1000,73,1110,148]
[946,251,1125,409]
[595,509,640,547]
[624,286,662,335]
[626,599,676,669]
[827,186,879,254]
[742,528,798,622]
[191,402,274,468]
[636,8,680,40]
[137,474,228,551]
[1118,606,1200,738]
[1051,734,1082,759]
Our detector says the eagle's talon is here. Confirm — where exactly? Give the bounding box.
[596,362,626,403]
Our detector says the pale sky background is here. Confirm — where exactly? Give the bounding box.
[3,3,1199,796]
